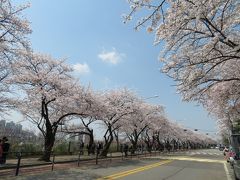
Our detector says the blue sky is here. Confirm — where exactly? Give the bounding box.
[13,0,217,136]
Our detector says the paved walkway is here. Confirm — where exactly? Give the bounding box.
[1,152,123,168]
[0,152,146,179]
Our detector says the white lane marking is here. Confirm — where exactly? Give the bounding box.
[223,162,232,180]
[184,152,222,156]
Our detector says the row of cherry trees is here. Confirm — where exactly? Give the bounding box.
[0,0,215,162]
[10,52,214,160]
[124,0,240,145]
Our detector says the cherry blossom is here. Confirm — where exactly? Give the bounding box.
[125,0,240,140]
[10,52,95,161]
[0,0,31,113]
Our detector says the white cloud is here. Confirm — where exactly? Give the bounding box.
[98,48,125,65]
[73,63,90,74]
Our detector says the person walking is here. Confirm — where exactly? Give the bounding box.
[87,144,90,156]
[96,142,103,155]
[2,137,10,165]
[124,143,129,157]
[96,142,101,155]
[79,141,84,155]
[91,143,96,155]
[0,139,3,165]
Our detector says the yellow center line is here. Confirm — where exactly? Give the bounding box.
[97,160,172,180]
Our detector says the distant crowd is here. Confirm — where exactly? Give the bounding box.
[79,141,103,156]
[0,136,10,166]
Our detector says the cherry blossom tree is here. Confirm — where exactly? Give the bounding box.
[203,80,240,151]
[0,0,31,61]
[125,0,240,143]
[61,90,104,154]
[198,61,240,130]
[204,79,240,127]
[98,88,137,157]
[0,0,31,113]
[63,118,96,154]
[125,0,240,100]
[11,52,93,161]
[159,121,182,151]
[121,102,165,154]
[0,60,10,113]
[165,122,186,150]
[151,120,168,151]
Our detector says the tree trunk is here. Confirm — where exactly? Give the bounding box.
[100,139,113,157]
[155,134,164,151]
[143,133,152,153]
[131,141,138,154]
[100,127,113,157]
[156,139,164,151]
[144,137,154,153]
[171,139,175,151]
[39,99,57,162]
[129,130,140,154]
[116,138,119,152]
[39,132,55,162]
[88,130,95,154]
[114,132,120,152]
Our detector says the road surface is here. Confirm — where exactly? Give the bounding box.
[2,149,235,180]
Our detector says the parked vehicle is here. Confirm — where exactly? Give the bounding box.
[219,145,225,151]
[232,158,240,180]
[230,134,240,180]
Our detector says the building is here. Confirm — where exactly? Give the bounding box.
[0,120,6,137]
[0,120,35,142]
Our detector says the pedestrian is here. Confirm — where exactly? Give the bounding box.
[141,144,144,154]
[96,142,102,155]
[91,143,96,155]
[223,146,229,156]
[120,144,123,153]
[129,145,133,154]
[87,144,90,156]
[79,141,84,155]
[2,137,10,165]
[124,143,129,157]
[0,139,3,165]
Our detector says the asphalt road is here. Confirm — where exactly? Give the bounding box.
[96,159,226,180]
[92,149,230,180]
[3,149,235,180]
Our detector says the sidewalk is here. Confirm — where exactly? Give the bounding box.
[0,152,123,169]
[0,149,201,169]
[0,151,155,178]
[0,151,236,180]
